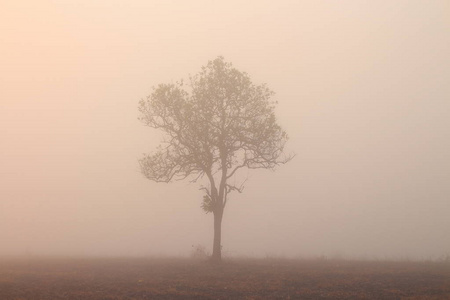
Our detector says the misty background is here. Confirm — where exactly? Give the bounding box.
[1,1,449,259]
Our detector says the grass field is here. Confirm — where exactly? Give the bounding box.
[0,256,449,299]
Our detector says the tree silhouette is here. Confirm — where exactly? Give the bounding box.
[138,57,292,262]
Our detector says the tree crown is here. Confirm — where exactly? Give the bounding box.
[139,57,291,210]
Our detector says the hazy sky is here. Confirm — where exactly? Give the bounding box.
[1,0,449,259]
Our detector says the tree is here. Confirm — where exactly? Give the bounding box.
[138,57,292,262]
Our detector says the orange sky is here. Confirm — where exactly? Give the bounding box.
[1,0,449,258]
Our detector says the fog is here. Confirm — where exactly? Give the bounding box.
[1,1,449,260]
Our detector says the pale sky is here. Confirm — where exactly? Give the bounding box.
[1,0,449,259]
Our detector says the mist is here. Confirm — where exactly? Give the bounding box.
[1,1,449,260]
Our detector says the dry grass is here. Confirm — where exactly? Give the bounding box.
[0,256,448,299]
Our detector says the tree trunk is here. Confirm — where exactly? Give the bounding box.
[211,208,223,263]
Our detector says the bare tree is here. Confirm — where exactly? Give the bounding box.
[138,57,292,262]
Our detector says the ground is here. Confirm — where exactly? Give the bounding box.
[0,257,449,299]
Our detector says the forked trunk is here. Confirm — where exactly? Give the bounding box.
[211,208,223,263]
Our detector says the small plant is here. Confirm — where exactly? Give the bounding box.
[440,253,450,263]
[190,244,210,261]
